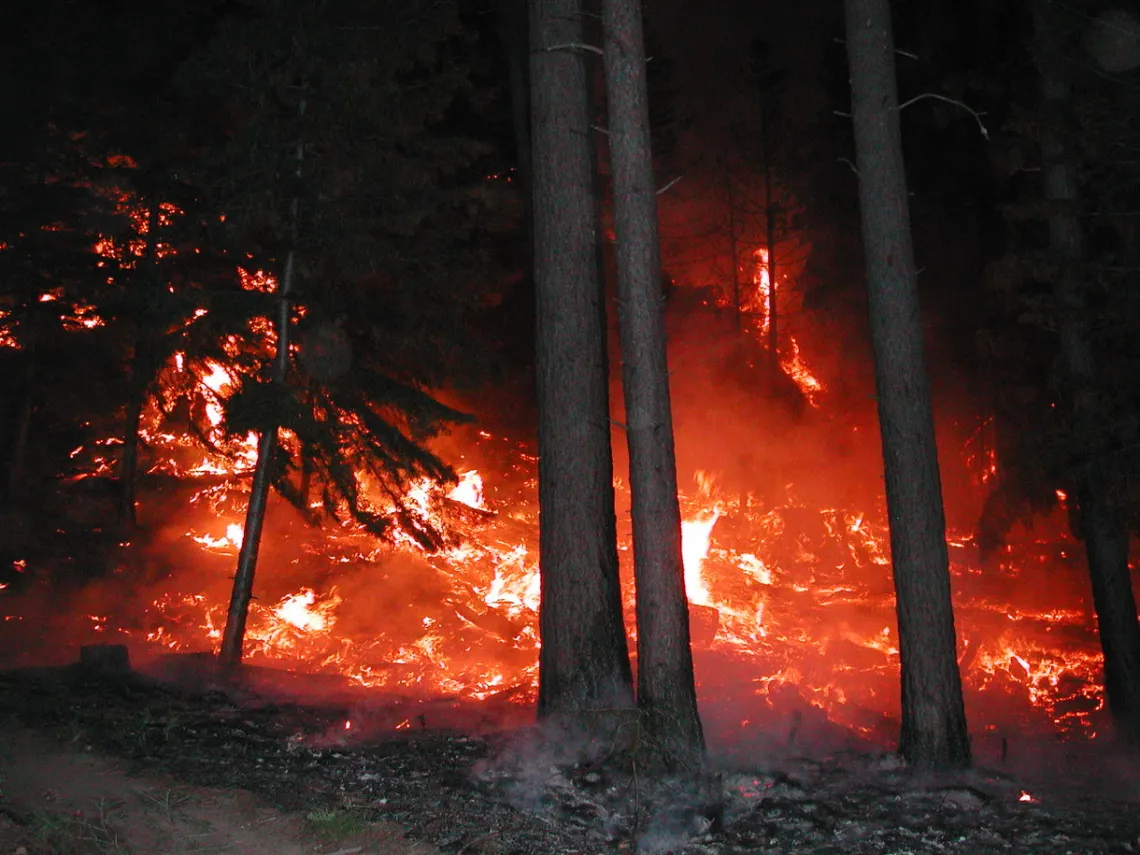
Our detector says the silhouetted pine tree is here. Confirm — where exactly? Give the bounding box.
[0,129,133,499]
[171,0,511,663]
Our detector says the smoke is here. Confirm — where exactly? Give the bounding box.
[472,718,621,813]
[640,304,883,515]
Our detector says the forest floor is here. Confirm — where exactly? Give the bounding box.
[2,656,1140,855]
[0,720,431,855]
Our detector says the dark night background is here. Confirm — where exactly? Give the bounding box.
[2,0,1140,848]
[0,0,1070,456]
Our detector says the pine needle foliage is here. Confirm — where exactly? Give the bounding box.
[169,0,508,544]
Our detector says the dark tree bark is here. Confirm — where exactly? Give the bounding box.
[603,0,705,769]
[219,99,306,670]
[496,0,532,238]
[118,367,144,527]
[118,187,162,529]
[5,362,33,499]
[721,143,743,332]
[762,121,778,376]
[843,0,971,769]
[530,0,634,719]
[1032,0,1140,739]
[749,40,785,376]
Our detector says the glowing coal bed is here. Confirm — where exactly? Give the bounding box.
[0,415,1110,757]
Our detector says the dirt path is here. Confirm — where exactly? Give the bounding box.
[0,722,434,855]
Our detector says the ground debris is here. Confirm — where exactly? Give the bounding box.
[1,664,1138,854]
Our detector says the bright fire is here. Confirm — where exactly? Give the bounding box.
[744,248,824,406]
[0,188,1113,749]
[25,399,1108,739]
[683,509,722,608]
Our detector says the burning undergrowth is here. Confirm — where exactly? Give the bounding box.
[0,256,1132,853]
[0,240,1115,756]
[0,394,1110,752]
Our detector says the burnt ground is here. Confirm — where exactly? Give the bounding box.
[1,659,1139,855]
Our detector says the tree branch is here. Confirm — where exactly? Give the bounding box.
[544,42,604,56]
[898,92,990,139]
[832,37,918,59]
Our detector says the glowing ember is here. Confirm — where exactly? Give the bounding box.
[238,267,277,293]
[60,300,106,331]
[0,310,19,349]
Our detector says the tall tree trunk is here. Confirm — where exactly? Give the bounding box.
[1032,0,1140,739]
[118,189,163,529]
[5,361,33,499]
[498,0,533,240]
[603,0,705,769]
[530,0,634,719]
[721,144,743,332]
[219,98,306,670]
[844,0,971,770]
[118,376,145,527]
[761,112,778,376]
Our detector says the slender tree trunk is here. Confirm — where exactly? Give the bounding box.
[5,365,33,498]
[1032,0,1140,739]
[118,373,145,527]
[1080,480,1140,735]
[498,0,533,240]
[219,99,306,670]
[721,145,743,332]
[118,190,162,528]
[603,0,705,769]
[761,114,778,375]
[530,0,634,719]
[844,0,970,769]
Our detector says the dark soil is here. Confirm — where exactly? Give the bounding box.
[2,659,1139,854]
